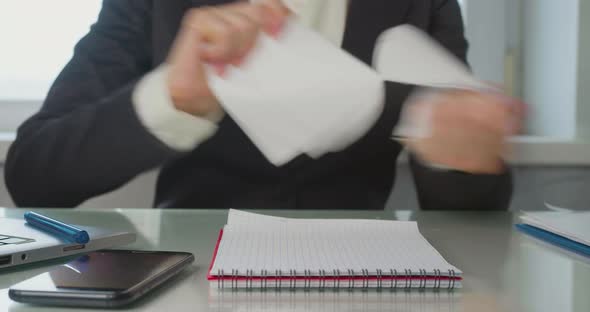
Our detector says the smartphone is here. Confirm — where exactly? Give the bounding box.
[9,250,194,308]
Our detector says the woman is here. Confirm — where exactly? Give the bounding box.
[5,0,520,210]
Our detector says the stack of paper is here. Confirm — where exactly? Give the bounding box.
[517,211,590,257]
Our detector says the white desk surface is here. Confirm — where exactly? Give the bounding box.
[1,208,589,312]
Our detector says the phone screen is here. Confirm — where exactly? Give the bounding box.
[13,251,191,291]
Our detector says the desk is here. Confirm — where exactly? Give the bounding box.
[1,208,589,312]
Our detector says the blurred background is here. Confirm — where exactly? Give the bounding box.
[0,0,589,210]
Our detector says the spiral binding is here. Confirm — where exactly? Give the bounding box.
[246,269,254,290]
[261,269,268,290]
[215,268,458,290]
[333,269,341,289]
[391,269,399,289]
[319,269,327,290]
[289,269,296,290]
[434,269,441,289]
[404,269,412,290]
[448,269,456,290]
[304,270,312,291]
[275,269,282,290]
[348,269,355,290]
[376,269,383,289]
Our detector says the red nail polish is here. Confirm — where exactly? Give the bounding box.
[234,55,246,66]
[214,64,226,77]
[270,21,284,38]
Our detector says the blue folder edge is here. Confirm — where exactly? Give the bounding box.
[515,224,590,257]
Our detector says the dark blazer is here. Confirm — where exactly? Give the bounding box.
[4,0,512,210]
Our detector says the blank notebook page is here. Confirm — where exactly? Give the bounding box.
[210,210,461,276]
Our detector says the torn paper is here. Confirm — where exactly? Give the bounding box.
[207,19,488,166]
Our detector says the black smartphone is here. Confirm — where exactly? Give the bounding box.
[9,250,194,308]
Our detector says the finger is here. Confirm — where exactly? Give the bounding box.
[468,101,511,136]
[445,91,514,136]
[432,115,505,165]
[227,3,264,25]
[206,9,249,65]
[185,9,239,63]
[167,25,212,104]
[255,0,290,35]
[219,6,261,64]
[447,106,507,157]
[257,0,291,16]
[479,94,521,136]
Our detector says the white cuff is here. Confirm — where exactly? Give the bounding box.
[132,65,223,151]
[395,88,453,171]
[393,88,438,139]
[415,156,453,171]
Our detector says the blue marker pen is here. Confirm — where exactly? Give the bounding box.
[24,211,90,244]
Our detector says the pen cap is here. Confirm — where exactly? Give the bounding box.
[74,231,90,244]
[24,211,90,244]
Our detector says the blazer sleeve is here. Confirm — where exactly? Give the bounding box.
[408,0,513,210]
[4,0,180,208]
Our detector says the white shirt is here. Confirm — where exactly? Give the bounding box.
[133,0,349,151]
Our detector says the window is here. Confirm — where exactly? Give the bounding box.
[0,1,101,131]
[457,0,465,12]
[0,0,101,100]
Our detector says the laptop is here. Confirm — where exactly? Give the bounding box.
[0,218,136,269]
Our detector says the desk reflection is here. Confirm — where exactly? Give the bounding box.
[209,289,461,312]
[501,233,590,312]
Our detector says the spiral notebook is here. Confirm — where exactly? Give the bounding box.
[207,210,462,290]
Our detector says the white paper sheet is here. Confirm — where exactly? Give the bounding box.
[374,25,489,90]
[521,211,590,247]
[207,19,487,166]
[211,210,462,279]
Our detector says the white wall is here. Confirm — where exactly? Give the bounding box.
[0,101,40,132]
[577,0,590,139]
[466,0,589,140]
[464,0,507,84]
[0,169,12,207]
[505,0,523,97]
[522,0,579,138]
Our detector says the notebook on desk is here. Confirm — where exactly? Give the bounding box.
[207,210,462,290]
[517,211,590,257]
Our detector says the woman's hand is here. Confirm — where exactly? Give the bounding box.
[405,90,525,174]
[166,0,290,117]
